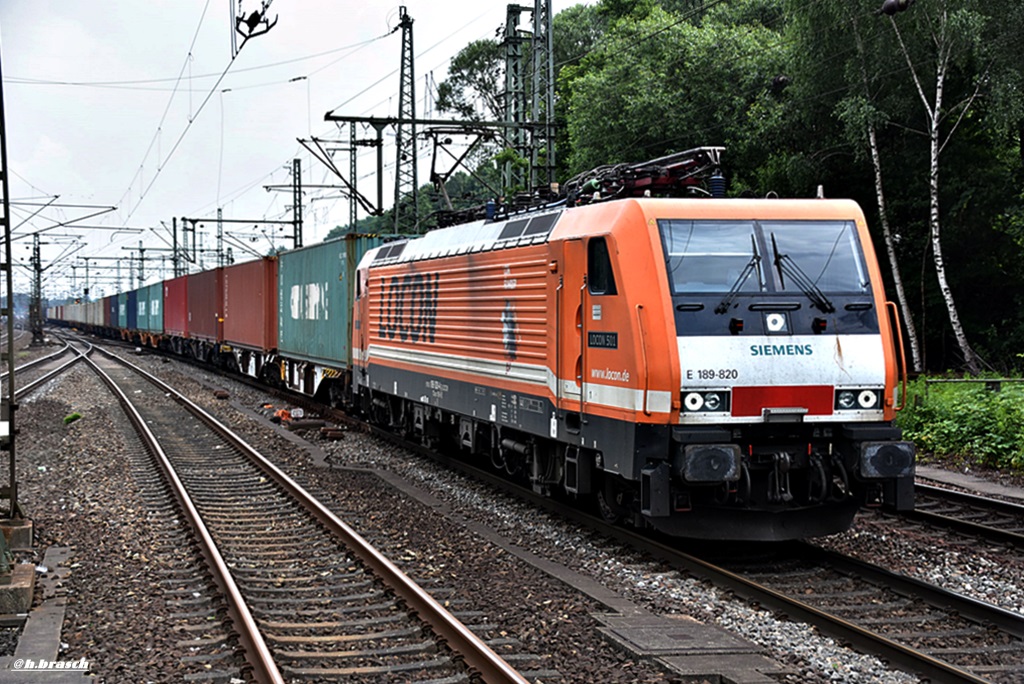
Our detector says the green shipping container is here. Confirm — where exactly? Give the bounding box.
[277,234,382,367]
[118,292,128,329]
[139,282,163,333]
[136,287,148,331]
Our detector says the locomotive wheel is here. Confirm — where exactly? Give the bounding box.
[327,380,346,408]
[596,476,630,525]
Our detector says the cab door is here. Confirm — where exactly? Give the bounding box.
[557,236,624,432]
[353,266,370,385]
[557,238,586,438]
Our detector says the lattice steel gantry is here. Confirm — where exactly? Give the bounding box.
[394,7,418,234]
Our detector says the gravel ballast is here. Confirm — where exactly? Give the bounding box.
[8,340,1024,682]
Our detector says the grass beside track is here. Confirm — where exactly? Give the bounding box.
[898,377,1024,473]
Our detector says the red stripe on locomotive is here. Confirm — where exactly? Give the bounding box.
[731,385,834,417]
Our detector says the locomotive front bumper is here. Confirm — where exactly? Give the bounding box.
[673,444,742,483]
[858,441,915,479]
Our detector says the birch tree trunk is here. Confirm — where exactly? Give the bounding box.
[851,15,923,372]
[889,10,982,375]
[926,72,981,374]
[867,124,923,372]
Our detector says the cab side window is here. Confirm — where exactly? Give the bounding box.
[588,237,617,295]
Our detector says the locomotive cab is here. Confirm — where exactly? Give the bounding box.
[626,199,914,539]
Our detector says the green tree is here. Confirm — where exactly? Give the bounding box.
[881,1,997,375]
[436,39,505,120]
[552,3,607,71]
[562,2,786,179]
[783,0,1024,372]
[786,1,923,371]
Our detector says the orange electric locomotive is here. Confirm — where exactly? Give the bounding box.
[352,148,915,541]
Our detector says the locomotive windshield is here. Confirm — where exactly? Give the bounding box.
[659,219,870,296]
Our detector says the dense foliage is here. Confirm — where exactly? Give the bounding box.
[898,380,1024,471]
[335,0,1024,376]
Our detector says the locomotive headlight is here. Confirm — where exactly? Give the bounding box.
[857,390,879,408]
[684,392,704,411]
[683,391,730,413]
[835,388,882,411]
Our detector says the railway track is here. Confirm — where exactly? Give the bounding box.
[706,542,1024,683]
[3,338,78,398]
[901,483,1024,548]
[79,345,529,683]
[491,476,1024,682]
[69,334,1024,682]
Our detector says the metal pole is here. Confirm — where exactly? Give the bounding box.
[30,234,44,345]
[292,159,303,248]
[0,39,21,518]
[173,217,179,277]
[394,7,418,234]
[350,122,357,230]
[217,208,224,267]
[372,123,385,226]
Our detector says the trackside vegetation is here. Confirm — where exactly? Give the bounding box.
[897,379,1024,473]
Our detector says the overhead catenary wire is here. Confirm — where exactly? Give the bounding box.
[114,0,214,222]
[6,3,503,280]
[4,36,388,89]
[107,7,489,253]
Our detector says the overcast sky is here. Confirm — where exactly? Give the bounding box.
[1,1,574,299]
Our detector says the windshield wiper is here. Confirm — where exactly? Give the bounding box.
[716,235,761,314]
[770,233,835,313]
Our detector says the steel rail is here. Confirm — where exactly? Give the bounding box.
[78,335,1004,682]
[93,346,529,684]
[794,541,1024,638]
[12,341,82,400]
[82,348,284,684]
[1,339,71,382]
[916,482,1024,516]
[905,482,1024,547]
[668,545,1003,684]
[177,355,1007,683]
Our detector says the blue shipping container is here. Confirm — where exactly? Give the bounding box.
[106,295,118,329]
[127,290,138,330]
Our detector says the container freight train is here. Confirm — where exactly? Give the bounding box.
[49,158,915,541]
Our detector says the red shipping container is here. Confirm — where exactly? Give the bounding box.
[164,275,189,338]
[187,268,223,343]
[222,257,278,352]
[103,294,115,328]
